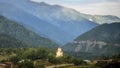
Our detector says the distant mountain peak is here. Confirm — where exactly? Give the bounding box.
[33,1,51,6]
[39,2,48,5]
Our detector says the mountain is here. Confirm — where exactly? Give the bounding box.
[80,14,120,24]
[0,0,98,45]
[63,23,120,59]
[0,15,58,48]
[1,0,120,45]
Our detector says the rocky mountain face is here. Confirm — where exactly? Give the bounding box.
[72,40,107,52]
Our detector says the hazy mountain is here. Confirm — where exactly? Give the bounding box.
[0,0,98,45]
[80,14,120,24]
[1,0,120,45]
[63,23,120,58]
[0,15,58,48]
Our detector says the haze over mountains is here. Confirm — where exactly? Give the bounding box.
[0,0,120,45]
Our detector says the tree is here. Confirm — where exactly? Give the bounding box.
[48,55,59,64]
[73,58,84,65]
[35,48,49,60]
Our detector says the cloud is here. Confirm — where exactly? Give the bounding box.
[104,0,120,2]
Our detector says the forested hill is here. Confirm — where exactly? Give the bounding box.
[0,15,58,48]
[0,34,27,48]
[76,23,120,44]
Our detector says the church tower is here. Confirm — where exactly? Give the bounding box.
[56,47,63,57]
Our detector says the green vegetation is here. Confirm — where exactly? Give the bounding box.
[0,34,27,48]
[76,23,120,44]
[72,59,85,65]
[0,47,87,68]
[18,59,35,68]
[0,15,58,48]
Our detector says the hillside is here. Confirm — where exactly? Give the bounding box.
[0,34,27,48]
[63,23,120,59]
[0,15,58,48]
[76,23,120,44]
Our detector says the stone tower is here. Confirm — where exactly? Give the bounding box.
[56,47,63,57]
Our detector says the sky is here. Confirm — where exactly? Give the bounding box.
[31,0,120,17]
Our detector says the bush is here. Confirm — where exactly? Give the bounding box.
[18,59,35,68]
[48,55,59,64]
[73,58,83,65]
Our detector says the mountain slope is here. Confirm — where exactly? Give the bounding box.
[80,14,120,24]
[0,15,58,48]
[0,34,27,48]
[0,0,98,45]
[75,23,120,44]
[63,23,120,58]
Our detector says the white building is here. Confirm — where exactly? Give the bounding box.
[56,47,63,57]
